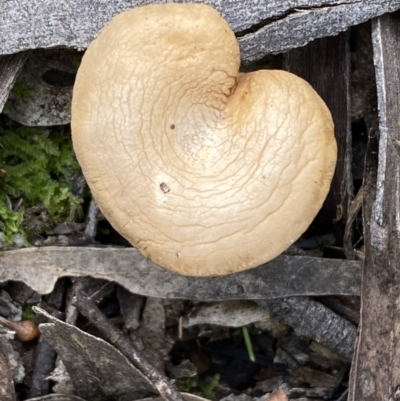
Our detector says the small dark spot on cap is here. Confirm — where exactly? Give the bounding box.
[170,124,175,129]
[176,253,179,258]
[160,182,170,194]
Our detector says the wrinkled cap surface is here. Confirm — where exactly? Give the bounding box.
[72,3,337,276]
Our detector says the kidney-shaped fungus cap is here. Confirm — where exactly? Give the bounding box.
[71,3,337,276]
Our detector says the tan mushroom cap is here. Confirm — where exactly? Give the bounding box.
[71,3,337,276]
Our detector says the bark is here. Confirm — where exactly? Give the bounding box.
[0,340,16,401]
[284,32,352,239]
[259,297,356,360]
[348,11,400,401]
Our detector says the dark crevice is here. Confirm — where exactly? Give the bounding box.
[42,68,76,87]
[235,2,361,37]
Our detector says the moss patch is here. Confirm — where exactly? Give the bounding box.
[0,125,82,243]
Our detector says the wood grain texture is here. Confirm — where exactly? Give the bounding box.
[0,52,28,112]
[283,33,352,236]
[0,1,399,60]
[0,247,361,300]
[259,297,356,360]
[348,12,400,401]
[0,341,16,401]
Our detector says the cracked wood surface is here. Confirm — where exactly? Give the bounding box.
[0,247,361,300]
[0,1,400,61]
[348,11,400,401]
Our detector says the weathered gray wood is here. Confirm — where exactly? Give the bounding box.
[0,341,16,401]
[348,12,400,401]
[29,396,86,401]
[259,297,356,360]
[344,187,363,260]
[284,32,352,235]
[0,1,399,61]
[0,52,28,112]
[240,1,400,61]
[0,247,361,300]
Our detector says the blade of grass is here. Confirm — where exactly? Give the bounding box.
[242,326,255,362]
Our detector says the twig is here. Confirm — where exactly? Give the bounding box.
[72,292,184,401]
[29,310,63,397]
[48,277,68,310]
[343,181,364,260]
[84,199,102,239]
[117,286,144,331]
[29,337,57,397]
[259,297,356,360]
[91,281,115,305]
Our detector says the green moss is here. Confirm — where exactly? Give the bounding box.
[10,82,35,102]
[21,305,35,321]
[177,377,199,393]
[177,374,221,400]
[199,374,220,400]
[0,202,24,241]
[0,126,82,243]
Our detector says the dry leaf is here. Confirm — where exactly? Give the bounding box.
[0,247,361,301]
[183,301,271,328]
[33,307,156,401]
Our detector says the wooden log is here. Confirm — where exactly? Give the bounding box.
[283,33,352,238]
[0,1,399,61]
[0,247,361,300]
[348,12,400,401]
